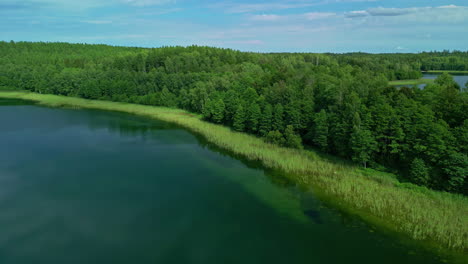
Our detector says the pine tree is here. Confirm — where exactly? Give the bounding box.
[350,126,377,168]
[211,99,225,124]
[313,109,328,151]
[233,105,246,132]
[202,98,213,120]
[272,104,284,132]
[246,103,261,133]
[259,104,273,136]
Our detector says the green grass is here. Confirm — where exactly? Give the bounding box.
[389,78,434,86]
[1,91,467,253]
[423,70,468,74]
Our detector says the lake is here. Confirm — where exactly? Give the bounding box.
[422,73,468,89]
[0,99,452,263]
[396,73,468,89]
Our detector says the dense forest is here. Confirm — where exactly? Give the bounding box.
[0,41,466,194]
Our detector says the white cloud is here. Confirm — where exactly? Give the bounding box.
[345,10,368,18]
[249,12,336,23]
[345,5,468,22]
[367,7,415,16]
[304,12,336,20]
[439,5,458,9]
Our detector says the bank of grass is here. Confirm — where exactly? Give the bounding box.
[1,91,467,253]
[423,70,468,74]
[388,78,434,86]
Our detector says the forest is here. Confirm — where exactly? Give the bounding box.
[0,41,466,195]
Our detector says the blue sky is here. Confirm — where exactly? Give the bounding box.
[1,0,467,52]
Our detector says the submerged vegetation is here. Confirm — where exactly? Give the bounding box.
[423,70,468,74]
[0,91,467,252]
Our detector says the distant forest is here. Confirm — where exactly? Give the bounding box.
[1,41,466,194]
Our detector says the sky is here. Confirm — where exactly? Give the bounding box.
[1,0,467,53]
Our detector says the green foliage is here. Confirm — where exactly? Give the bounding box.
[312,109,329,151]
[265,130,285,146]
[259,104,273,136]
[0,42,466,195]
[409,158,430,186]
[284,125,303,149]
[350,127,377,168]
[233,105,246,132]
[246,103,261,132]
[272,104,284,132]
[441,152,467,193]
[211,99,225,124]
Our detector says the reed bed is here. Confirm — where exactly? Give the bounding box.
[1,91,467,251]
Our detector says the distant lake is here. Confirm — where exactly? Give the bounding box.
[395,73,468,89]
[0,99,457,264]
[422,73,468,89]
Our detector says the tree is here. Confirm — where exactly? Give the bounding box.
[259,104,273,136]
[350,127,377,168]
[441,152,467,193]
[409,158,430,186]
[435,72,457,88]
[212,99,225,124]
[246,103,261,133]
[272,104,284,132]
[265,130,285,145]
[284,125,303,149]
[313,109,328,151]
[233,105,246,132]
[160,87,177,107]
[202,98,213,120]
[223,90,240,122]
[284,103,302,130]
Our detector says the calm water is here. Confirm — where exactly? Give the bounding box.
[421,73,468,89]
[395,73,468,89]
[0,99,453,263]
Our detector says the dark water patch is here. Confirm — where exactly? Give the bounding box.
[303,210,323,224]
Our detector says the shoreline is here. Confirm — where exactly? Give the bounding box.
[1,91,466,256]
[422,70,468,75]
[388,79,434,86]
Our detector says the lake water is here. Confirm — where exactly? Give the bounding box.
[421,73,468,89]
[0,99,455,263]
[395,73,468,89]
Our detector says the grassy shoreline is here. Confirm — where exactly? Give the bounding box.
[388,78,434,86]
[422,70,468,74]
[1,91,467,254]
